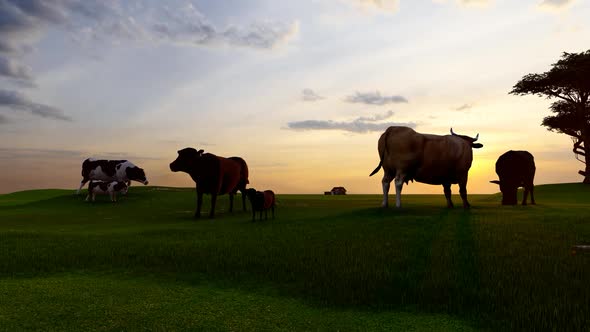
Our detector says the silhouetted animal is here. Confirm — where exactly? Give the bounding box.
[77,158,148,194]
[490,150,536,205]
[85,180,128,202]
[169,148,249,218]
[245,188,275,221]
[370,127,483,208]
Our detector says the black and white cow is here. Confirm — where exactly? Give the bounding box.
[77,158,148,194]
[86,180,128,202]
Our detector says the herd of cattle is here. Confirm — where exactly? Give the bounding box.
[76,126,536,219]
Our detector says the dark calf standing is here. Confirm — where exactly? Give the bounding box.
[245,188,275,221]
[490,150,536,205]
[169,148,249,218]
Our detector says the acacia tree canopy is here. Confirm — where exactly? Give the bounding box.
[510,50,590,182]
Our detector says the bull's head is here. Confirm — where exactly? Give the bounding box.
[126,167,148,185]
[170,148,204,173]
[450,128,483,149]
[490,180,518,205]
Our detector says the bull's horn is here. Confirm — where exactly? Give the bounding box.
[197,149,204,155]
[450,127,456,136]
[473,133,479,142]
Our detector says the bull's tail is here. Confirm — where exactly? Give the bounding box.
[369,161,382,177]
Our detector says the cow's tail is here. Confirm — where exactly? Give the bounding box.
[369,161,382,177]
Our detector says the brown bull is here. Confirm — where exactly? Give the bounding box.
[170,148,249,218]
[369,126,483,208]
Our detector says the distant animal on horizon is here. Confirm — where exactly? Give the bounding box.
[169,148,249,219]
[85,180,128,202]
[77,158,148,194]
[490,150,536,205]
[245,188,275,221]
[369,126,483,208]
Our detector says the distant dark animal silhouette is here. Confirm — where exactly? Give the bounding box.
[77,158,148,194]
[169,148,249,218]
[370,126,483,208]
[490,150,536,205]
[86,180,128,202]
[245,188,275,221]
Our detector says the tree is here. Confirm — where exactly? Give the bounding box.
[510,50,590,183]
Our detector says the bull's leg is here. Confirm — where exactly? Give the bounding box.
[209,193,218,219]
[272,205,275,219]
[443,183,454,208]
[458,176,470,209]
[381,171,394,208]
[195,188,203,219]
[252,209,256,222]
[394,174,404,208]
[92,193,96,202]
[229,193,234,213]
[530,185,536,205]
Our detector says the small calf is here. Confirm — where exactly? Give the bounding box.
[245,188,275,221]
[86,180,128,202]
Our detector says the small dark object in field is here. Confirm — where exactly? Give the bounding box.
[169,148,249,219]
[85,180,128,202]
[245,188,275,221]
[490,150,536,206]
[571,245,590,255]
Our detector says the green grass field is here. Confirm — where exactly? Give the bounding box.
[1,184,589,331]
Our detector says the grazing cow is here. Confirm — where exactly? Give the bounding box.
[490,150,536,205]
[77,158,148,194]
[169,148,249,218]
[85,180,128,202]
[369,126,483,208]
[245,188,275,221]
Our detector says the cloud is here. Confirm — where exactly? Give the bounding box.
[302,89,325,101]
[0,89,71,121]
[354,0,400,12]
[0,55,33,81]
[286,110,415,133]
[454,103,473,111]
[432,0,491,7]
[538,0,575,9]
[345,91,408,105]
[0,113,8,124]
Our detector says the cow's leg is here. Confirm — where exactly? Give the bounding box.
[521,186,529,206]
[394,173,404,208]
[77,177,89,194]
[241,188,247,212]
[530,185,536,205]
[209,193,217,218]
[85,193,90,202]
[381,170,394,208]
[458,175,470,209]
[229,193,234,213]
[443,183,454,208]
[195,188,203,219]
[265,209,268,220]
[272,205,275,219]
[92,193,96,202]
[252,209,256,222]
[110,192,114,202]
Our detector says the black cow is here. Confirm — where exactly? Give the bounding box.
[490,150,536,205]
[245,188,275,221]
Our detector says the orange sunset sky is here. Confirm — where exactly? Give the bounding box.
[1,0,589,194]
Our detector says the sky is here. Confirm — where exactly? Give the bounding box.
[1,0,590,195]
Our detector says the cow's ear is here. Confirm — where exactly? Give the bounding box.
[490,180,501,185]
[197,149,204,155]
[472,143,483,149]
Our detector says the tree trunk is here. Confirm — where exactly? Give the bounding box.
[584,136,590,184]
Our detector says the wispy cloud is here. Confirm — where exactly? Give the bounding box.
[0,147,163,161]
[0,89,71,121]
[302,89,325,101]
[0,56,33,82]
[538,0,576,10]
[0,114,8,124]
[287,110,415,133]
[345,91,408,105]
[454,103,474,111]
[353,0,400,12]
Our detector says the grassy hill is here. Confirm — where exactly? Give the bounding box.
[1,184,589,331]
